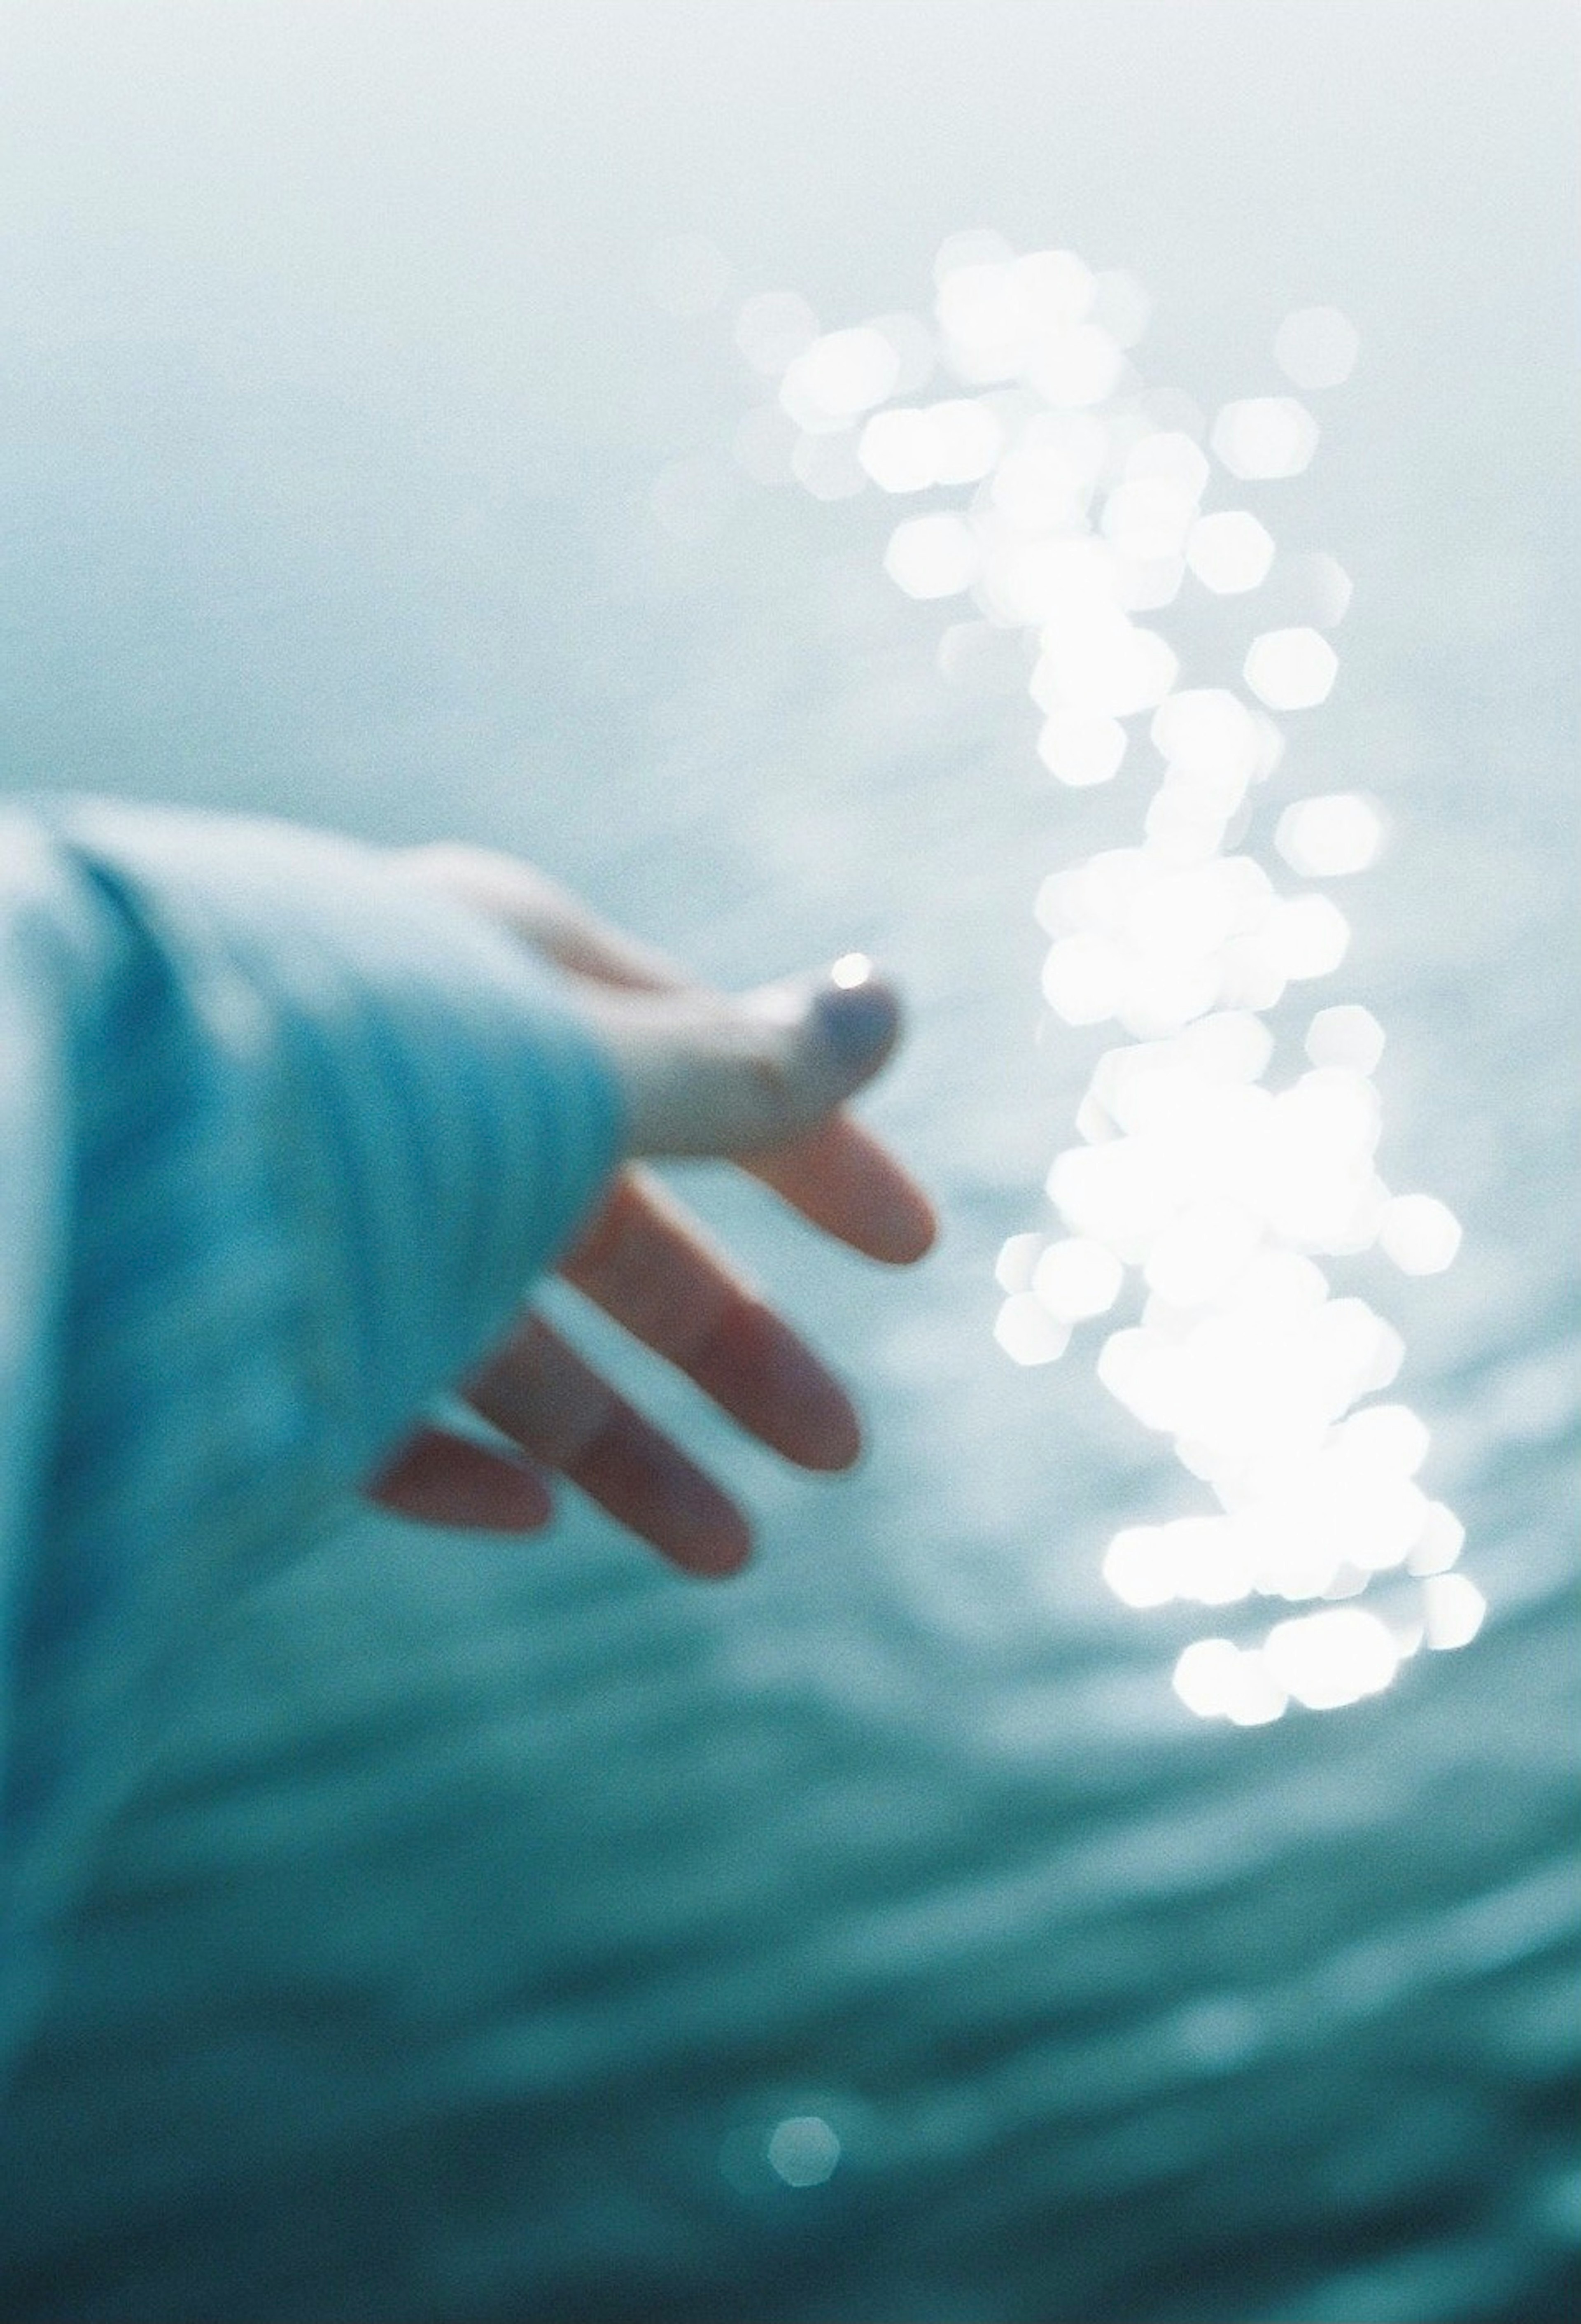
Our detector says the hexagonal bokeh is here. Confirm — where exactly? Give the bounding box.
[780,327,901,432]
[1186,509,1276,593]
[1037,707,1128,788]
[1243,625,1338,709]
[1276,793,1385,877]
[1274,305,1360,391]
[1210,396,1319,480]
[883,511,980,598]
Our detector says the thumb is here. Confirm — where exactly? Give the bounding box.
[577,956,904,1160]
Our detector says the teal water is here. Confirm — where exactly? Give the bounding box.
[1,6,1578,2317]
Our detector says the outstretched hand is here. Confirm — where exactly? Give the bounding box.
[364,845,936,1575]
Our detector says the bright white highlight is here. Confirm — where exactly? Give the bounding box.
[994,1232,1045,1294]
[1103,477,1199,562]
[749,239,1472,1722]
[1408,1502,1466,1576]
[1257,894,1351,980]
[1379,1193,1464,1275]
[1187,511,1276,595]
[1172,1638,1289,1727]
[1033,1236,1126,1321]
[994,1294,1070,1366]
[781,327,901,432]
[1244,626,1339,710]
[1034,614,1178,719]
[1305,1004,1385,1073]
[1262,1607,1400,1709]
[1211,396,1320,480]
[830,951,874,989]
[1037,708,1129,788]
[883,512,981,598]
[1277,794,1385,878]
[859,399,1003,492]
[1150,688,1265,804]
[1422,1572,1486,1650]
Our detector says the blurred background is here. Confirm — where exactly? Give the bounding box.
[0,3,1577,2317]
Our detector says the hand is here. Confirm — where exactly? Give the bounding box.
[363,845,936,1575]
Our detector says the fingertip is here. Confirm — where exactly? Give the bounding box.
[797,1398,863,1472]
[632,1454,754,1577]
[874,1187,941,1265]
[668,1520,755,1580]
[811,965,902,1083]
[727,1304,864,1471]
[842,1181,940,1267]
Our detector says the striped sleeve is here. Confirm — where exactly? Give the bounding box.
[0,801,624,2079]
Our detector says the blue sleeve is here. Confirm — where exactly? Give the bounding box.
[0,800,624,2081]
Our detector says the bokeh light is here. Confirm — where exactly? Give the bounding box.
[994,1232,1045,1294]
[1037,707,1129,788]
[1102,476,1199,562]
[1262,1606,1399,1709]
[1274,305,1361,391]
[994,1293,1070,1366]
[883,511,980,598]
[859,398,1002,492]
[1210,395,1319,480]
[737,232,1476,1722]
[1276,792,1385,878]
[765,2116,842,2189]
[1150,688,1266,801]
[935,248,1098,386]
[1378,1192,1464,1275]
[1305,1003,1385,1073]
[780,327,901,432]
[1244,625,1338,709]
[1033,1235,1126,1321]
[1186,509,1276,594]
[869,310,939,397]
[1303,552,1355,626]
[1033,611,1178,719]
[1422,1572,1486,1650]
[790,430,867,502]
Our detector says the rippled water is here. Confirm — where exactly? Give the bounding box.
[1,7,1578,2318]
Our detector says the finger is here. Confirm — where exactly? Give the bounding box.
[584,957,904,1160]
[366,1426,555,1533]
[392,842,936,1258]
[748,1115,938,1264]
[465,1314,752,1577]
[390,842,680,992]
[560,1169,861,1470]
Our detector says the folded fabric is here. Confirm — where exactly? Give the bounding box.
[0,800,623,2086]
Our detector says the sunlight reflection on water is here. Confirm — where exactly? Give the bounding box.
[723,234,1480,1725]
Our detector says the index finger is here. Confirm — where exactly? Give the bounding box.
[392,842,937,1262]
[749,1113,936,1263]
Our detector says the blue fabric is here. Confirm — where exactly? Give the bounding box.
[0,801,623,2085]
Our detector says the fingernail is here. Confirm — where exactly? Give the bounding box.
[813,968,900,1069]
